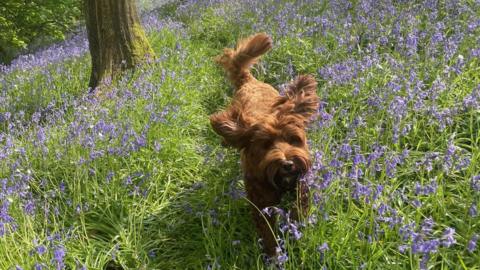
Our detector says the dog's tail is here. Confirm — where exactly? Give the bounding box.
[215,33,273,88]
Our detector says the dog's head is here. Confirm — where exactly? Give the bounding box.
[210,75,319,191]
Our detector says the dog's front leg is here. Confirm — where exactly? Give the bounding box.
[251,205,277,256]
[291,179,310,221]
[245,179,281,256]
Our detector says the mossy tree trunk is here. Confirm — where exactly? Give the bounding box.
[84,0,154,90]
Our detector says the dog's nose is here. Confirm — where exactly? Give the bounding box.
[282,160,295,172]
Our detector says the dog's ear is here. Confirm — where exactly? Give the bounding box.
[210,105,252,149]
[274,75,319,122]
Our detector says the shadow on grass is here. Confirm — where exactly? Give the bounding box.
[139,153,262,269]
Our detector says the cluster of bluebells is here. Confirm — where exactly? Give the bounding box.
[260,206,312,269]
[398,218,460,269]
[0,10,182,76]
[0,32,89,75]
[23,233,71,270]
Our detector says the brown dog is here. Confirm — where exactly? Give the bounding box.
[210,33,319,256]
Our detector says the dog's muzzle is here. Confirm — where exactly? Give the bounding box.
[271,159,303,191]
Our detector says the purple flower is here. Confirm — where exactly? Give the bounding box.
[456,156,471,171]
[420,254,429,270]
[292,224,303,240]
[106,171,114,183]
[148,250,157,258]
[89,150,105,160]
[411,199,422,208]
[348,167,363,180]
[329,158,343,171]
[376,203,402,228]
[23,199,36,216]
[367,144,385,166]
[415,179,437,195]
[352,181,371,202]
[153,140,162,152]
[398,244,409,253]
[275,246,288,264]
[388,96,408,119]
[225,178,244,199]
[386,154,401,178]
[406,29,419,56]
[352,154,365,166]
[317,107,333,127]
[316,170,333,190]
[469,203,478,217]
[412,239,440,254]
[36,128,47,145]
[59,182,66,193]
[279,218,302,240]
[373,185,383,201]
[420,218,434,235]
[467,234,478,253]
[111,243,120,260]
[317,242,329,263]
[208,209,220,226]
[339,143,352,158]
[0,200,16,236]
[317,242,329,253]
[471,48,480,58]
[123,176,133,186]
[52,245,66,270]
[471,175,480,192]
[443,140,457,171]
[442,227,456,247]
[36,245,47,255]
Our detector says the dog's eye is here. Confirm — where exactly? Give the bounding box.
[288,136,303,146]
[262,140,273,148]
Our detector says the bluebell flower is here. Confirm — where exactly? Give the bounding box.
[469,203,478,217]
[467,234,478,253]
[412,239,440,254]
[398,244,409,253]
[148,249,157,258]
[471,175,480,192]
[442,227,456,247]
[415,179,437,195]
[317,242,329,253]
[420,254,429,270]
[275,246,288,264]
[52,245,66,270]
[421,218,434,235]
[36,245,47,255]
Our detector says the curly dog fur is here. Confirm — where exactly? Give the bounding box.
[210,33,319,256]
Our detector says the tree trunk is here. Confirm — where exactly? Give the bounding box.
[84,0,154,90]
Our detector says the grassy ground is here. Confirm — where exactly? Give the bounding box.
[1,1,480,269]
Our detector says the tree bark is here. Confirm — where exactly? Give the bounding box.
[84,0,154,90]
